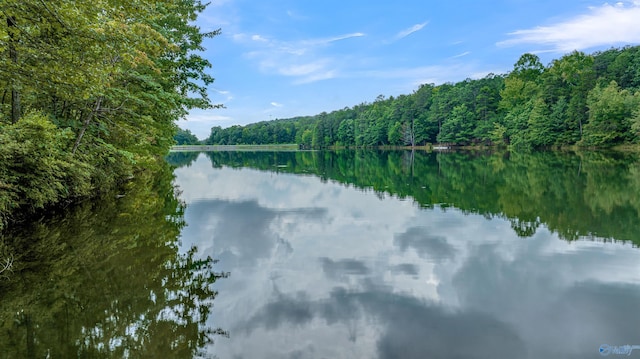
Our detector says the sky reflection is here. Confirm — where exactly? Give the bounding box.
[174,153,640,359]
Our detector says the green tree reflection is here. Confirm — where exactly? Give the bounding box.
[166,151,202,169]
[195,150,640,245]
[0,163,227,358]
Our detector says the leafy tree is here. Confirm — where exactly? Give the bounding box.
[473,77,504,141]
[174,128,200,145]
[489,122,508,146]
[411,84,437,144]
[388,121,403,145]
[582,81,640,146]
[543,51,596,143]
[525,98,554,147]
[437,104,474,144]
[0,111,92,213]
[499,77,540,113]
[512,53,545,81]
[337,119,355,146]
[630,109,640,141]
[301,129,313,148]
[0,0,220,225]
[312,122,325,148]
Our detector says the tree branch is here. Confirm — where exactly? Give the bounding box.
[72,97,103,155]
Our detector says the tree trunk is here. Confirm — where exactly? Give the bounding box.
[11,90,20,124]
[7,16,21,123]
[578,118,583,139]
[411,120,416,147]
[72,97,102,155]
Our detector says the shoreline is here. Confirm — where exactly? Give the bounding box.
[170,144,301,152]
[171,143,640,152]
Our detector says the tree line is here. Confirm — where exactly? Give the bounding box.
[0,0,218,229]
[198,46,640,149]
[168,150,640,245]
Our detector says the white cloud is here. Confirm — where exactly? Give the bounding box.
[273,60,337,84]
[184,113,232,123]
[235,32,364,84]
[497,2,640,52]
[292,70,337,84]
[451,51,471,59]
[232,33,246,41]
[360,64,466,82]
[395,22,429,40]
[278,60,330,77]
[320,32,366,44]
[251,34,269,42]
[356,63,509,89]
[286,10,309,20]
[209,88,234,106]
[270,102,283,107]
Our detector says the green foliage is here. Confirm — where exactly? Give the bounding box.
[512,53,545,81]
[526,98,555,147]
[202,46,640,150]
[0,112,92,215]
[174,127,200,145]
[499,77,540,112]
[631,109,640,140]
[437,104,474,144]
[301,129,313,148]
[312,122,325,148]
[337,119,355,145]
[387,121,403,145]
[489,123,507,146]
[582,81,640,146]
[0,0,218,227]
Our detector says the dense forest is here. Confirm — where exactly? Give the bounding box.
[200,46,640,149]
[0,0,218,229]
[168,150,640,245]
[174,127,201,145]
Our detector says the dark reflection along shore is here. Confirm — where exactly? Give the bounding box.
[0,163,227,358]
[166,149,640,245]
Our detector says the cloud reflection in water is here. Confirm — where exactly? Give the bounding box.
[173,154,640,359]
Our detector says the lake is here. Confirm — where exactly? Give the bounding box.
[2,150,640,358]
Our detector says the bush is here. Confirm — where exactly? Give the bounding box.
[0,112,93,226]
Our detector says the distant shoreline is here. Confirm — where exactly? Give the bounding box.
[170,143,640,152]
[170,144,301,152]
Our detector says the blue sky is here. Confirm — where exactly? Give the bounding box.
[180,0,640,139]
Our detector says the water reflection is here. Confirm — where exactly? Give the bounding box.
[168,150,640,244]
[394,226,457,262]
[170,150,640,359]
[0,164,226,358]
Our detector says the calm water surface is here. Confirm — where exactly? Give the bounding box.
[2,150,640,358]
[173,150,640,359]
